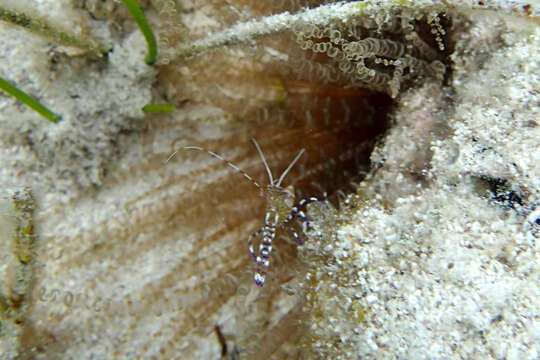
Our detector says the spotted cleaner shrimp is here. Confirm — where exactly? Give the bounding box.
[167,139,320,287]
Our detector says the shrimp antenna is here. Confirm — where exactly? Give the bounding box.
[276,148,305,187]
[176,145,262,189]
[251,139,274,185]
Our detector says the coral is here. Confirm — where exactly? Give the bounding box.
[298,9,540,360]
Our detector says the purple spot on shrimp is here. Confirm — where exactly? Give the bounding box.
[254,273,265,287]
